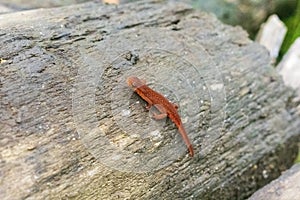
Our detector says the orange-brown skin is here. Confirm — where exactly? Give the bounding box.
[127,76,194,157]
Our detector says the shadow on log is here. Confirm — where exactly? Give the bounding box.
[249,163,300,200]
[0,0,300,199]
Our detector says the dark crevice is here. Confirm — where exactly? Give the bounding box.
[172,8,194,16]
[118,22,144,30]
[82,14,110,22]
[50,32,71,41]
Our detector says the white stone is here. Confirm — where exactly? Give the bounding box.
[256,14,287,63]
[277,38,300,96]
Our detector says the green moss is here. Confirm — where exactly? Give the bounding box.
[295,146,300,163]
[279,0,300,60]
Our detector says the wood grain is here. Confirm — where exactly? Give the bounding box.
[1,1,300,199]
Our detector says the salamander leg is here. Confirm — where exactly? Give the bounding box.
[152,112,167,120]
[173,103,179,109]
[146,103,152,110]
[150,104,167,120]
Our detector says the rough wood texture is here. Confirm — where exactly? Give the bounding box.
[0,0,88,10]
[1,1,300,199]
[249,163,300,200]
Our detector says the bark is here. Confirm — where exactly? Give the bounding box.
[0,1,300,199]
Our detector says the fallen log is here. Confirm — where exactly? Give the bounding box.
[1,1,300,199]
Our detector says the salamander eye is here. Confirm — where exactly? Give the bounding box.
[132,82,137,87]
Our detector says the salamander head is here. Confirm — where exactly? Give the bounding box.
[127,76,145,90]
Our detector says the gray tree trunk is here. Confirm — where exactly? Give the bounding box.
[1,1,300,199]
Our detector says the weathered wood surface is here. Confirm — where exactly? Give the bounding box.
[1,1,300,199]
[249,163,300,200]
[0,0,88,10]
